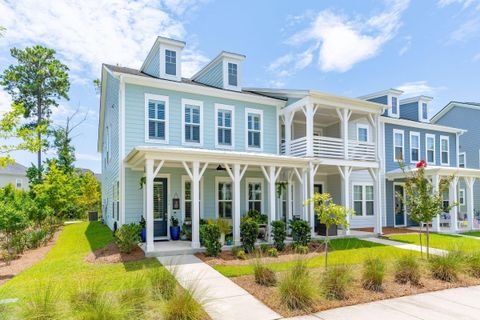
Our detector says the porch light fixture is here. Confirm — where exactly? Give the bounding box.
[216,164,226,171]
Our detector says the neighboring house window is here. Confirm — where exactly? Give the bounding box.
[215,104,234,148]
[440,136,450,165]
[426,134,435,164]
[182,99,203,145]
[393,130,404,161]
[410,132,420,163]
[228,62,238,86]
[357,124,369,142]
[15,178,22,189]
[459,152,466,168]
[353,184,374,216]
[459,189,465,206]
[217,180,232,219]
[165,49,176,76]
[112,183,115,219]
[421,102,428,120]
[105,126,110,163]
[391,96,398,116]
[148,99,166,140]
[247,179,263,212]
[246,109,262,149]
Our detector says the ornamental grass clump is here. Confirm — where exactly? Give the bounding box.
[119,276,148,318]
[429,251,465,282]
[253,259,277,287]
[394,255,422,285]
[278,260,316,310]
[362,257,386,292]
[21,282,61,320]
[466,252,480,278]
[149,267,177,300]
[162,286,204,320]
[322,266,352,300]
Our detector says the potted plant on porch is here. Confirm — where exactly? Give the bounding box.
[170,216,180,240]
[139,216,146,242]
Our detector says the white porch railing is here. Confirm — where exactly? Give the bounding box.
[280,136,376,161]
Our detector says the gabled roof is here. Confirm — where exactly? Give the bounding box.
[400,95,433,105]
[0,162,27,175]
[140,36,186,73]
[431,101,480,123]
[357,88,404,101]
[191,51,246,81]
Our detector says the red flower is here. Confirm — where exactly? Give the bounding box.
[416,160,427,168]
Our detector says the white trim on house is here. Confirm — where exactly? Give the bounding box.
[181,175,204,223]
[159,44,182,82]
[356,123,370,142]
[223,59,242,91]
[214,103,235,150]
[357,88,404,101]
[419,101,429,123]
[245,108,264,152]
[245,177,264,213]
[380,116,464,134]
[153,173,171,240]
[352,183,375,217]
[410,131,420,164]
[215,176,233,220]
[181,98,204,147]
[140,36,185,73]
[440,135,450,166]
[426,133,436,165]
[389,95,400,118]
[144,93,170,144]
[459,152,466,168]
[393,129,404,162]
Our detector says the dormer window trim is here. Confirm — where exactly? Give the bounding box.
[159,44,182,81]
[419,101,429,122]
[223,59,242,91]
[389,95,400,118]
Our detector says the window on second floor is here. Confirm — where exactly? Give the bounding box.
[246,109,262,150]
[440,136,450,165]
[426,134,435,164]
[165,49,177,76]
[393,130,404,162]
[357,124,369,142]
[228,62,238,87]
[215,104,234,148]
[182,99,203,145]
[459,152,466,168]
[148,100,166,140]
[410,132,420,163]
[421,102,428,120]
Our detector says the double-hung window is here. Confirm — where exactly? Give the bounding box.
[246,109,262,150]
[165,49,177,76]
[393,130,404,162]
[217,179,232,219]
[247,179,263,212]
[146,94,169,143]
[426,134,436,164]
[421,102,428,121]
[410,132,420,163]
[459,152,466,168]
[357,124,369,142]
[182,99,203,145]
[215,104,234,148]
[459,189,466,206]
[391,96,399,116]
[440,136,450,165]
[228,63,238,86]
[353,184,374,216]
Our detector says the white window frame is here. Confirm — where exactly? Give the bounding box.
[181,175,204,223]
[410,131,420,164]
[459,152,466,168]
[393,129,404,162]
[440,135,450,166]
[215,177,233,219]
[356,124,369,142]
[389,95,400,118]
[214,103,235,149]
[245,108,263,151]
[352,183,375,217]
[419,101,429,122]
[459,188,466,206]
[15,178,22,189]
[181,98,204,146]
[145,94,169,144]
[245,178,264,213]
[223,59,241,91]
[426,134,436,165]
[105,126,110,163]
[159,45,182,81]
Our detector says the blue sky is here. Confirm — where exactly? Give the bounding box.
[0,0,479,174]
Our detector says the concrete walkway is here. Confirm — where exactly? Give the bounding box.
[287,285,480,320]
[157,254,281,320]
[454,233,480,240]
[364,237,448,256]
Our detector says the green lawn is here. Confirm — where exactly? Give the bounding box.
[387,233,480,253]
[214,238,420,277]
[0,222,160,301]
[462,231,480,237]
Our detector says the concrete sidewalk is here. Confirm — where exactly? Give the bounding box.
[157,254,281,320]
[364,237,448,256]
[287,286,480,320]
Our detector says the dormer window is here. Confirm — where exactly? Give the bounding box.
[165,49,177,76]
[228,63,238,86]
[390,96,399,117]
[421,102,428,120]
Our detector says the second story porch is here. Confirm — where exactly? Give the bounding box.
[278,92,385,166]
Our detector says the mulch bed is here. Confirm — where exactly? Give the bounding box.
[84,243,146,264]
[0,228,62,286]
[232,267,480,317]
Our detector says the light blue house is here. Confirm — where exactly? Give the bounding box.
[359,90,480,232]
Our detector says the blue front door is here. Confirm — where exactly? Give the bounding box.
[154,178,168,238]
[394,184,406,226]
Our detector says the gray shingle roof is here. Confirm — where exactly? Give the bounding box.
[0,162,27,175]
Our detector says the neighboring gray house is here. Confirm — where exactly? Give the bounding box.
[0,162,28,190]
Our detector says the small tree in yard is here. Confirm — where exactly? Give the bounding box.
[305,193,352,270]
[401,160,456,258]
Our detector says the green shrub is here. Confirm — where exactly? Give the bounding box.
[149,268,177,300]
[362,257,385,292]
[21,282,61,320]
[27,228,48,249]
[294,245,309,255]
[115,223,141,254]
[267,247,278,257]
[394,255,421,285]
[234,248,247,260]
[245,210,268,224]
[271,220,286,251]
[201,224,222,257]
[278,260,316,310]
[290,219,311,246]
[429,251,465,282]
[253,260,277,286]
[163,287,204,320]
[259,243,269,253]
[240,218,258,253]
[467,252,480,278]
[322,266,352,300]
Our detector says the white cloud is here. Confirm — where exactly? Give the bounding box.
[437,0,477,9]
[399,35,412,56]
[0,89,12,114]
[473,52,480,61]
[76,153,101,162]
[449,17,480,42]
[0,0,209,80]
[396,81,446,97]
[268,0,410,82]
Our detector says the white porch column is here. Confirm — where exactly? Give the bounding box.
[145,159,154,253]
[302,103,317,157]
[431,174,441,232]
[262,166,281,242]
[225,163,248,246]
[339,166,352,235]
[302,168,309,221]
[284,112,294,155]
[337,108,352,159]
[309,162,320,237]
[450,176,459,232]
[369,168,382,234]
[466,177,476,230]
[287,171,294,225]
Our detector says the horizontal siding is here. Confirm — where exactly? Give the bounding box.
[367,95,389,116]
[194,60,223,89]
[399,102,419,121]
[143,49,160,78]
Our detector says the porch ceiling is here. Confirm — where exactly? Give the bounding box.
[292,108,372,127]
